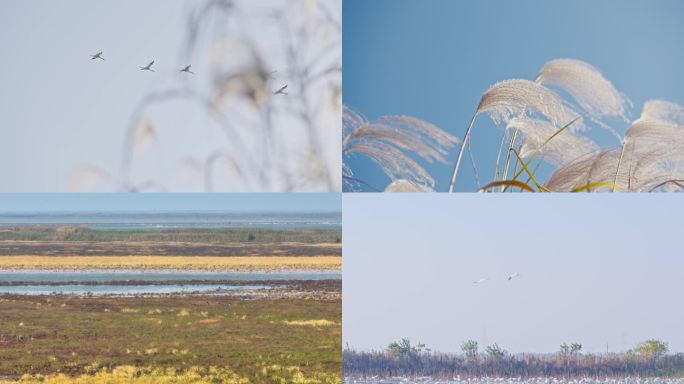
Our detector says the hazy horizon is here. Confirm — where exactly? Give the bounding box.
[0,193,341,214]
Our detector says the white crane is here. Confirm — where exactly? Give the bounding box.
[179,65,194,74]
[473,278,488,284]
[90,51,105,61]
[507,273,520,281]
[140,60,155,72]
[274,85,288,95]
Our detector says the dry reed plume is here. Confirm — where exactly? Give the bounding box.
[342,106,459,192]
[344,58,684,192]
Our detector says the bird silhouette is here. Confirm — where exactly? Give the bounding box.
[140,61,155,72]
[274,85,288,95]
[90,52,105,61]
[507,273,520,281]
[180,65,194,74]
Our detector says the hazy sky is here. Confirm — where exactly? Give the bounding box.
[343,194,684,353]
[0,193,341,213]
[343,0,684,192]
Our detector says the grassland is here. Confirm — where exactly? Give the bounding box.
[0,224,342,382]
[0,293,341,383]
[0,255,341,272]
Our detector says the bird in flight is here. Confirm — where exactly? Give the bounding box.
[473,278,488,284]
[90,52,105,61]
[274,85,288,95]
[140,61,155,72]
[507,273,520,281]
[180,65,194,74]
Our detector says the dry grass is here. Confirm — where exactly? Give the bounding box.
[283,319,338,327]
[0,365,341,384]
[0,256,341,272]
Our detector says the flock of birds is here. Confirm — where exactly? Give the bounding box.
[89,51,288,95]
[473,273,520,284]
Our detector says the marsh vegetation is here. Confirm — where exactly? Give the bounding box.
[344,339,684,381]
[0,292,341,383]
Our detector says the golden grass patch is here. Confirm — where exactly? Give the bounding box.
[283,319,337,327]
[0,256,341,272]
[0,365,340,384]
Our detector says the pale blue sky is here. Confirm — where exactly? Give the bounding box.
[343,0,684,192]
[343,194,684,353]
[0,193,341,213]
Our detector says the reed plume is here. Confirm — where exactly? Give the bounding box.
[535,58,629,131]
[343,105,459,192]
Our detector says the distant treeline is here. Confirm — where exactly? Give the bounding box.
[344,341,684,379]
[0,226,342,244]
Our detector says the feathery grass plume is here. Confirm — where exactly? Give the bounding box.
[132,119,156,152]
[476,79,584,131]
[508,116,599,166]
[343,105,459,191]
[545,149,623,192]
[535,59,629,126]
[639,99,684,125]
[210,38,270,109]
[619,118,684,191]
[384,179,433,192]
[344,141,434,187]
[449,79,584,191]
[68,165,109,192]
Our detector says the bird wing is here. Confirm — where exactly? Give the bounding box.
[185,65,191,70]
[280,85,288,91]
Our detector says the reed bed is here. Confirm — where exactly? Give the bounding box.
[344,349,684,379]
[343,58,684,192]
[0,255,341,272]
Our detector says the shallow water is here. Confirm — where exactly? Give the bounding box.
[0,269,337,296]
[0,212,341,230]
[0,270,341,282]
[0,284,269,296]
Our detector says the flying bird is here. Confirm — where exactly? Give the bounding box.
[180,65,194,74]
[507,273,520,281]
[140,61,155,72]
[274,85,288,95]
[473,278,488,284]
[90,52,105,61]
